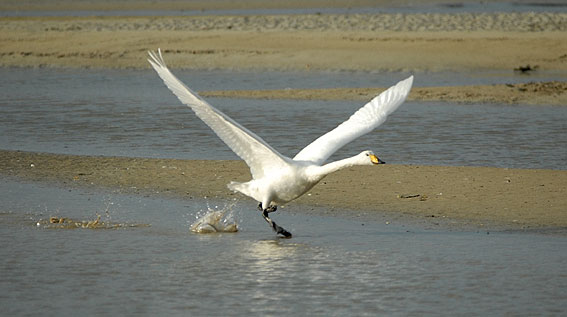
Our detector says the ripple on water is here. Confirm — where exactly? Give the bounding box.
[1,178,566,315]
[1,68,566,169]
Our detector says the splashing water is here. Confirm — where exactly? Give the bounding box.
[190,200,239,233]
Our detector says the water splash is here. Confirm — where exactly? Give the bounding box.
[190,200,239,234]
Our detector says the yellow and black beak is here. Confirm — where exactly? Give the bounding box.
[370,154,385,165]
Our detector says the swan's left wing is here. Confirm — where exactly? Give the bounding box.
[293,76,413,165]
[148,49,289,179]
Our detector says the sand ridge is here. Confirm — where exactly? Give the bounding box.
[1,150,566,232]
[199,81,567,105]
[1,13,566,72]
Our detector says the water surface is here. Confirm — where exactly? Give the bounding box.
[1,68,566,169]
[1,178,566,316]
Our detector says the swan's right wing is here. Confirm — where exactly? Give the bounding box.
[293,76,413,165]
[148,49,288,179]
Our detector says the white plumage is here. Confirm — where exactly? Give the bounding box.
[148,49,413,237]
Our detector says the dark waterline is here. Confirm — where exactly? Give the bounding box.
[1,67,566,170]
[2,1,566,17]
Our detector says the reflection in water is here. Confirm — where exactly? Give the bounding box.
[246,239,300,272]
[249,240,298,260]
[245,239,303,290]
[240,239,304,313]
[236,237,421,315]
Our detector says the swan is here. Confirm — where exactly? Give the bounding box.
[148,49,413,238]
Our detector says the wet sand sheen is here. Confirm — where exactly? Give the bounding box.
[1,150,566,231]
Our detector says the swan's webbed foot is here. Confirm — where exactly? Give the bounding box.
[261,209,291,238]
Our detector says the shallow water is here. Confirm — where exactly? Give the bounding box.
[1,178,566,316]
[1,68,566,169]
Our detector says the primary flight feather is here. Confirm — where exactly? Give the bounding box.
[148,49,413,237]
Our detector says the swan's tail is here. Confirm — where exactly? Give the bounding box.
[227,181,245,194]
[228,181,259,201]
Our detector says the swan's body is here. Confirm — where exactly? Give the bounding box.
[227,151,378,207]
[148,49,413,237]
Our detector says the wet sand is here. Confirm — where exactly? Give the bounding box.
[1,2,566,231]
[2,150,566,231]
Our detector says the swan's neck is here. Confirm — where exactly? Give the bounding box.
[314,155,363,179]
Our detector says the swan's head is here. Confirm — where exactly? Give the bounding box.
[360,150,385,165]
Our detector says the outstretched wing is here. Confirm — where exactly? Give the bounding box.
[293,76,413,165]
[148,49,289,179]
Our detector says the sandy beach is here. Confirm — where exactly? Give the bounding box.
[2,150,566,231]
[1,1,566,231]
[1,14,565,73]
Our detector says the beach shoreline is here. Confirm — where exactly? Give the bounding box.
[2,150,566,233]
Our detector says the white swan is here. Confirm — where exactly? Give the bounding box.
[148,49,413,238]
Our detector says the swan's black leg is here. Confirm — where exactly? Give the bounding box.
[258,202,291,238]
[262,210,292,238]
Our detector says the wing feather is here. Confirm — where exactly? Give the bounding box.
[148,49,289,178]
[293,76,413,164]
